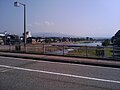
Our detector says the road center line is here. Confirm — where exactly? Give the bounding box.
[0,64,120,84]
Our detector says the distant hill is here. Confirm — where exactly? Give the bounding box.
[92,37,111,39]
[32,32,76,37]
[19,32,111,39]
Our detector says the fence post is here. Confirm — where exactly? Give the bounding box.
[9,44,11,52]
[9,44,12,52]
[63,45,65,55]
[85,46,88,57]
[25,45,27,53]
[112,46,115,59]
[43,44,45,54]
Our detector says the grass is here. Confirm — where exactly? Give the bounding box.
[66,46,113,58]
[104,47,113,57]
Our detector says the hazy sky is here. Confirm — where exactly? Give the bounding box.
[0,0,120,37]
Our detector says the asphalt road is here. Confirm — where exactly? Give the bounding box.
[0,56,120,90]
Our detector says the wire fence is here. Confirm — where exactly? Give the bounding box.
[0,44,120,60]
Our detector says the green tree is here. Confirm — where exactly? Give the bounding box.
[102,39,110,46]
[111,30,120,46]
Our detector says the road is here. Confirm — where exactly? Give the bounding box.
[0,56,120,90]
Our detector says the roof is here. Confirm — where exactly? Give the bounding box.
[0,33,5,36]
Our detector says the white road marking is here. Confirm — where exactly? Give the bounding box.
[0,69,13,72]
[0,68,6,71]
[0,67,13,72]
[0,56,120,70]
[0,64,120,84]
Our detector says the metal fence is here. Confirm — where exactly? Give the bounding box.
[0,44,120,60]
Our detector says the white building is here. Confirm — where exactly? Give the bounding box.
[0,33,5,36]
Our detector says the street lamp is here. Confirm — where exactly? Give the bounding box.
[14,1,27,49]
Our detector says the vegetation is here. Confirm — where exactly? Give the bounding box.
[67,46,112,58]
[111,30,120,46]
[102,39,110,46]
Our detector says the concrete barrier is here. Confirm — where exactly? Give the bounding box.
[0,52,120,68]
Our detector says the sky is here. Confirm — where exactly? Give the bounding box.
[0,0,120,37]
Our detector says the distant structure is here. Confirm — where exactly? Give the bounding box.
[0,31,7,45]
[21,31,33,44]
[0,31,7,36]
[0,37,4,45]
[0,31,20,45]
[26,31,32,38]
[22,31,32,38]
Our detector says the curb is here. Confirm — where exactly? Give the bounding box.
[0,52,120,68]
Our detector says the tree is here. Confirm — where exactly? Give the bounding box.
[102,39,110,46]
[111,30,120,58]
[111,30,120,46]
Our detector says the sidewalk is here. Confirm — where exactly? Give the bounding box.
[0,52,120,68]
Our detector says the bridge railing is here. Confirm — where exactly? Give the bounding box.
[0,44,120,60]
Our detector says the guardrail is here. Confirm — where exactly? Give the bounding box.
[0,44,120,60]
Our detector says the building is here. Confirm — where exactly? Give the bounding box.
[23,31,32,38]
[0,37,4,45]
[0,31,6,37]
[26,31,32,38]
[0,31,6,45]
